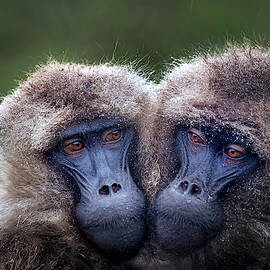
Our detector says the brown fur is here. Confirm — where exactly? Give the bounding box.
[0,62,156,269]
[149,44,270,270]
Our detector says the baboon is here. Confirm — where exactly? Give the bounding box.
[0,62,155,269]
[152,44,270,270]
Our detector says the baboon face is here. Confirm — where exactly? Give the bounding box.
[48,119,146,257]
[154,123,259,253]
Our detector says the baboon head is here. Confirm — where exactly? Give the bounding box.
[153,44,270,268]
[0,62,156,262]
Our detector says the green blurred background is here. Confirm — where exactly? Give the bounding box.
[1,0,270,95]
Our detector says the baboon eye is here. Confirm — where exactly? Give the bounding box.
[188,128,206,144]
[63,139,85,153]
[224,144,246,159]
[102,129,122,143]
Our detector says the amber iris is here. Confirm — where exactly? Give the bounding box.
[103,129,122,143]
[188,131,205,144]
[224,148,245,159]
[64,140,84,153]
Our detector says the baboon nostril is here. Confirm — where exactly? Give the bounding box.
[190,184,201,195]
[112,183,121,193]
[99,185,110,195]
[180,181,189,191]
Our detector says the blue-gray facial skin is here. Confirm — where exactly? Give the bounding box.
[154,125,259,254]
[49,119,146,258]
